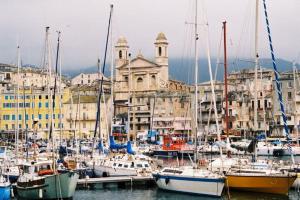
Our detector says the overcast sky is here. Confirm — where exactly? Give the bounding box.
[0,0,299,69]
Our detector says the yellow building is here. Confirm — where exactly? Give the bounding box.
[0,86,70,139]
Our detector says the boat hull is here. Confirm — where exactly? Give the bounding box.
[0,185,11,200]
[152,150,194,158]
[152,173,224,197]
[226,174,296,195]
[17,171,79,200]
[94,165,137,177]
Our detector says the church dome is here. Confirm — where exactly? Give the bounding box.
[156,32,167,41]
[116,36,128,46]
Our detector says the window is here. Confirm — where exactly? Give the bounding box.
[5,124,8,130]
[119,50,122,59]
[83,122,86,128]
[158,47,162,56]
[288,92,292,100]
[46,123,48,128]
[46,114,49,119]
[53,114,55,119]
[19,115,22,120]
[25,114,29,120]
[38,114,42,120]
[258,100,261,109]
[12,115,15,120]
[45,102,49,108]
[19,124,21,129]
[38,102,42,108]
[137,77,143,90]
[264,100,268,109]
[45,95,48,99]
[39,95,42,100]
[151,75,156,87]
[288,81,292,88]
[4,96,8,100]
[12,124,15,129]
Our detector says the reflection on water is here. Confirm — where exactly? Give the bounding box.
[74,186,300,200]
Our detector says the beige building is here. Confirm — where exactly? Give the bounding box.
[71,72,108,86]
[63,85,111,140]
[114,33,192,140]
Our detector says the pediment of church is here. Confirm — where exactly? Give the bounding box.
[118,57,159,70]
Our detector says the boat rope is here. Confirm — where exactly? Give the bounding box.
[262,0,294,164]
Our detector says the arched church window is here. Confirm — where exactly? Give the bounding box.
[119,50,122,59]
[137,77,143,90]
[151,75,156,88]
[158,47,162,56]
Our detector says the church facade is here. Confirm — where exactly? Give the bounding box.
[114,33,192,140]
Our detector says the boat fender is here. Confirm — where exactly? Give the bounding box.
[165,177,170,185]
[39,188,43,199]
[11,187,14,198]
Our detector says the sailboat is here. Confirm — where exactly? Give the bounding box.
[153,0,225,197]
[16,27,79,200]
[225,0,297,195]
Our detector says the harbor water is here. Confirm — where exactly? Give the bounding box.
[74,186,300,200]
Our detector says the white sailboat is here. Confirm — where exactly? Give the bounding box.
[153,0,225,196]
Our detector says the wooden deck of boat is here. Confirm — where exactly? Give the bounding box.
[77,176,154,185]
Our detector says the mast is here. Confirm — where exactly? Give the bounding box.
[16,45,21,162]
[262,0,294,164]
[223,21,229,138]
[253,0,259,133]
[58,35,63,144]
[293,62,299,146]
[93,4,113,152]
[194,0,199,162]
[260,68,267,139]
[127,54,131,142]
[109,5,114,143]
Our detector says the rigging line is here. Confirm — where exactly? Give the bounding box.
[262,0,294,164]
[49,31,61,140]
[233,0,253,71]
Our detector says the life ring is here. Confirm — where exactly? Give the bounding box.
[38,169,54,176]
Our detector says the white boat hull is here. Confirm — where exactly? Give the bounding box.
[94,165,137,177]
[152,173,224,197]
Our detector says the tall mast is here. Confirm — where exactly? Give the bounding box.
[93,4,113,151]
[16,45,21,162]
[127,54,131,142]
[293,62,299,146]
[254,0,259,133]
[110,5,114,142]
[223,21,229,138]
[262,0,294,164]
[194,0,199,162]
